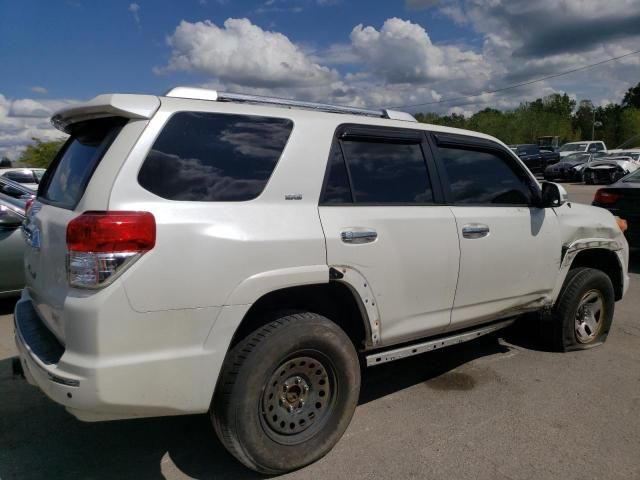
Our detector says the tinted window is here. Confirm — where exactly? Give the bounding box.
[40,117,126,209]
[3,170,35,183]
[341,140,433,204]
[321,145,352,204]
[439,147,532,205]
[139,112,292,202]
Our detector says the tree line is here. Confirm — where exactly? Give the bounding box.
[415,81,640,148]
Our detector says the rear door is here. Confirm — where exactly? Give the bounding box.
[23,117,127,341]
[318,125,460,345]
[430,133,561,330]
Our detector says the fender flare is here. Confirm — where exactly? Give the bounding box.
[550,238,626,301]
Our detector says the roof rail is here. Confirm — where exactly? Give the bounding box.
[164,87,416,122]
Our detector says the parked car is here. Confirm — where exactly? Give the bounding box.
[0,192,26,298]
[544,154,591,182]
[592,170,640,248]
[0,176,36,200]
[558,141,606,158]
[509,144,559,173]
[0,167,46,189]
[14,88,629,474]
[546,151,610,182]
[583,156,640,184]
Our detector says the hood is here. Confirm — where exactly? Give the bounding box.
[586,160,635,171]
[554,202,626,248]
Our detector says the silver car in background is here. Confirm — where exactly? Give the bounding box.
[0,192,27,298]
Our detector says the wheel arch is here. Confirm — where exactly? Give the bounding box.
[558,241,625,301]
[228,281,374,351]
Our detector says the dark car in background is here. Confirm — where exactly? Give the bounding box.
[510,144,560,174]
[544,151,610,182]
[544,154,590,182]
[592,170,640,248]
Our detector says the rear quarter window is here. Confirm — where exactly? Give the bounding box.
[138,112,293,202]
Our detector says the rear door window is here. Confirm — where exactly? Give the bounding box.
[338,140,434,204]
[138,112,293,202]
[39,117,127,209]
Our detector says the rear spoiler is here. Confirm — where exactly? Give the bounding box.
[51,94,160,134]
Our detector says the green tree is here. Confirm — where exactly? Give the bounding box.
[17,138,65,168]
[622,82,640,109]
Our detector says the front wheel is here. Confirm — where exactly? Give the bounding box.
[211,312,361,474]
[549,268,615,351]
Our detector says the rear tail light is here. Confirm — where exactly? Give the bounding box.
[25,198,34,216]
[593,190,619,205]
[66,211,155,288]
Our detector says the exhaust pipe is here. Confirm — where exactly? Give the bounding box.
[12,357,24,379]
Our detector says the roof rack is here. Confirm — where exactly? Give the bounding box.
[164,87,416,122]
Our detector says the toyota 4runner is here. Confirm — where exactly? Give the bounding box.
[14,87,629,474]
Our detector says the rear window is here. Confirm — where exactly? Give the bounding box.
[138,112,293,202]
[39,117,127,209]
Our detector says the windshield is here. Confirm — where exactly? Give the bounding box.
[623,169,640,182]
[559,143,588,152]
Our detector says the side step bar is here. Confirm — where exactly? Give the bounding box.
[365,319,515,367]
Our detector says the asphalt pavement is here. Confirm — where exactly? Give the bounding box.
[1,183,638,480]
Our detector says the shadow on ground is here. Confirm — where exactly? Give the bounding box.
[0,329,520,480]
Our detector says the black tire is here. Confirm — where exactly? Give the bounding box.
[211,312,361,474]
[549,267,615,352]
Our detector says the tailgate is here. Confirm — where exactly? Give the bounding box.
[23,116,129,342]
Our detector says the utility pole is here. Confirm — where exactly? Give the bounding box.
[592,109,595,141]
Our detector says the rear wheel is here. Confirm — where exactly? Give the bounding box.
[212,312,361,474]
[548,268,615,351]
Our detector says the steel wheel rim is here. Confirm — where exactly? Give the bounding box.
[575,289,604,343]
[260,353,336,445]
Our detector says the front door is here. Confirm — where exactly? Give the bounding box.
[431,134,561,330]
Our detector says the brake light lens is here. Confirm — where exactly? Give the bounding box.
[25,198,34,216]
[66,211,155,288]
[593,190,619,205]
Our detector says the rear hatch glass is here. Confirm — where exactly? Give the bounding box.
[38,116,127,210]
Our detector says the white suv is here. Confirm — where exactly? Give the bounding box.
[14,88,629,474]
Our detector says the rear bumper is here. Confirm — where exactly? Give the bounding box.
[14,289,227,421]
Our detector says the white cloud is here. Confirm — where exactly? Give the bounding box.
[156,18,339,88]
[30,86,48,95]
[0,94,73,160]
[350,18,488,84]
[128,3,140,26]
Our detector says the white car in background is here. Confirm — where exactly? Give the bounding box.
[0,168,46,190]
[558,141,607,158]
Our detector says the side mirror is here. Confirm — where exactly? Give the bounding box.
[0,205,24,229]
[540,182,568,208]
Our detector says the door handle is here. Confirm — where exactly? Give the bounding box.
[462,224,490,239]
[341,230,378,244]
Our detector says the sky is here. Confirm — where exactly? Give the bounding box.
[1,0,640,159]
